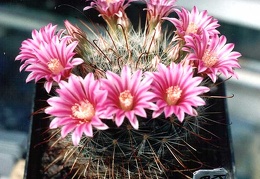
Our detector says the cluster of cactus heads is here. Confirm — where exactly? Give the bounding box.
[16,0,240,178]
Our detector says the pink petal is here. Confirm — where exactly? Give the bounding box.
[127,113,139,129]
[72,130,81,146]
[72,124,85,146]
[61,124,76,138]
[115,112,125,127]
[133,107,147,118]
[83,123,94,137]
[49,117,60,129]
[152,108,164,118]
[44,81,53,93]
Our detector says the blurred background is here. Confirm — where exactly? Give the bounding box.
[0,0,259,178]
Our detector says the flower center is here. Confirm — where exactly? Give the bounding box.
[165,86,182,105]
[105,0,118,5]
[186,22,198,35]
[71,100,95,122]
[47,58,64,74]
[202,49,218,67]
[119,90,134,111]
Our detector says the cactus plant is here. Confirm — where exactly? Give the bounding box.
[16,0,241,178]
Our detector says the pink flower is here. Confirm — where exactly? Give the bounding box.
[165,6,220,39]
[144,0,176,39]
[151,63,209,122]
[16,24,84,92]
[45,74,109,146]
[84,0,125,16]
[15,23,60,70]
[184,32,241,82]
[144,0,176,23]
[83,0,132,29]
[101,65,156,129]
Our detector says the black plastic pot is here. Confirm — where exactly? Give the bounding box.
[24,79,235,179]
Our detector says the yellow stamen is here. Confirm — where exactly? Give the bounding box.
[119,90,134,111]
[71,100,95,122]
[105,0,117,5]
[186,22,198,35]
[202,49,218,67]
[165,86,182,105]
[47,58,64,74]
